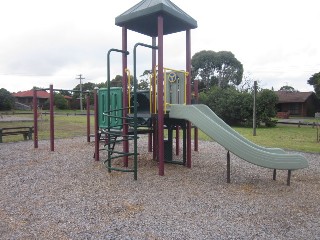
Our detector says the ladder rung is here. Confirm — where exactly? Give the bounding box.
[104,165,135,173]
[107,153,137,160]
[106,137,135,144]
[106,149,135,155]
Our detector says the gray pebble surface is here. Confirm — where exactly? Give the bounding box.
[0,136,319,239]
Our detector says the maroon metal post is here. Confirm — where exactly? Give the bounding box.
[194,79,199,151]
[152,36,157,159]
[149,37,156,153]
[227,151,230,183]
[122,26,129,167]
[94,87,99,161]
[157,15,164,176]
[186,29,192,168]
[33,89,38,148]
[86,93,90,142]
[49,84,54,151]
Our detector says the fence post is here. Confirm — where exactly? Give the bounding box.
[33,88,38,148]
[50,84,54,151]
[86,93,90,142]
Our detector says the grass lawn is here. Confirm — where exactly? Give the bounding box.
[235,125,320,153]
[196,124,320,153]
[0,114,95,142]
[1,112,319,153]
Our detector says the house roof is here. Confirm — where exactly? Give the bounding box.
[12,90,50,99]
[275,91,315,103]
[115,0,197,37]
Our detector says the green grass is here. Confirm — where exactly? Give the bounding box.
[0,114,94,142]
[2,113,320,153]
[196,125,320,153]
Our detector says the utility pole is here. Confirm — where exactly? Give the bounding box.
[253,81,257,136]
[76,74,85,111]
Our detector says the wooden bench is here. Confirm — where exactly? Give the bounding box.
[0,127,34,143]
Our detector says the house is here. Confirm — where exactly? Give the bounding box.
[12,90,50,109]
[275,91,319,117]
[12,90,74,109]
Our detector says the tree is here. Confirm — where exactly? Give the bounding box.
[54,93,68,110]
[307,72,320,97]
[256,89,278,126]
[73,82,96,106]
[199,86,278,127]
[59,90,72,97]
[138,70,152,90]
[236,73,260,93]
[109,75,123,87]
[0,88,14,110]
[199,86,252,125]
[279,85,298,92]
[138,79,149,90]
[96,82,108,89]
[192,50,243,91]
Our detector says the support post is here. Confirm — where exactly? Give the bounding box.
[49,84,54,151]
[186,29,192,168]
[94,87,99,161]
[287,170,291,186]
[149,37,157,153]
[86,93,90,142]
[33,88,38,148]
[151,37,157,159]
[122,27,129,167]
[273,169,277,180]
[227,151,230,183]
[175,126,179,155]
[194,79,199,151]
[158,15,164,176]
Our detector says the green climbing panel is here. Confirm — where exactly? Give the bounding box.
[98,87,123,129]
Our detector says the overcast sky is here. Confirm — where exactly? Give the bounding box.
[0,0,319,93]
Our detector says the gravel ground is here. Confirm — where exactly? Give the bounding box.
[0,136,319,240]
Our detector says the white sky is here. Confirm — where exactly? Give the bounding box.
[0,0,319,93]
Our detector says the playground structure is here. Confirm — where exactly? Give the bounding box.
[93,0,308,185]
[28,0,308,185]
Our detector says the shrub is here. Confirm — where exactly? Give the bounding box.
[0,88,14,110]
[199,86,278,127]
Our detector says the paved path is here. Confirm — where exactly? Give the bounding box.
[0,115,33,122]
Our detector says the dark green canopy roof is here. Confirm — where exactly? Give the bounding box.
[115,0,197,37]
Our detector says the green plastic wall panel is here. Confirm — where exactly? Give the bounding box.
[98,87,123,129]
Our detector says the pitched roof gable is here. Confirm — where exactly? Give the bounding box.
[12,90,50,99]
[275,91,314,103]
[115,0,197,36]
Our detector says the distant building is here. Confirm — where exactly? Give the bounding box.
[275,91,319,117]
[12,90,73,109]
[12,90,50,109]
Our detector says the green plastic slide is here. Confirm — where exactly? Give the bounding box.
[193,104,285,154]
[169,104,308,170]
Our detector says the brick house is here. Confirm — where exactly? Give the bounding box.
[275,91,319,117]
[12,90,73,109]
[12,90,50,109]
